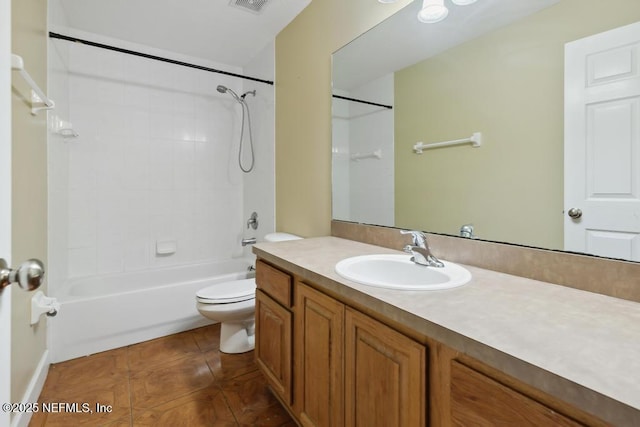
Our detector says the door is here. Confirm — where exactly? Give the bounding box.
[295,283,344,427]
[255,289,293,404]
[1,0,12,423]
[565,22,640,260]
[344,308,426,427]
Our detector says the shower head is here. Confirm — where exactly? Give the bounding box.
[241,90,256,99]
[217,85,242,103]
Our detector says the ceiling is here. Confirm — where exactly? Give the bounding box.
[57,0,311,67]
[333,0,560,90]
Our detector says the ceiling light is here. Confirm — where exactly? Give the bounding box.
[417,0,449,24]
[378,0,477,24]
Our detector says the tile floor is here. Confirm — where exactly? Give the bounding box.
[29,324,296,427]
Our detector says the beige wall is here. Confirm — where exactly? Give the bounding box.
[275,0,412,237]
[395,0,640,250]
[11,0,48,405]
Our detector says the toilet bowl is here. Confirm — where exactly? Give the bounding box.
[196,232,302,353]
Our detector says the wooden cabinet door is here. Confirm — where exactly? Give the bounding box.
[344,308,426,427]
[451,361,583,426]
[255,289,293,404]
[295,282,345,427]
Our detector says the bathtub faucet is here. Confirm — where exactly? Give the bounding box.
[241,237,257,247]
[401,230,444,268]
[247,212,258,230]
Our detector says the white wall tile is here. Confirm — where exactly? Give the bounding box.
[242,41,276,247]
[54,32,272,281]
[173,140,195,189]
[148,139,174,190]
[149,111,174,138]
[96,244,124,275]
[122,138,151,190]
[68,247,97,278]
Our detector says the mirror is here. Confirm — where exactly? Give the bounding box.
[332,0,640,260]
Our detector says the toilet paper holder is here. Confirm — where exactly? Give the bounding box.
[31,291,60,325]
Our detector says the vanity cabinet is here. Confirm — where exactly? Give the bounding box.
[255,260,293,405]
[255,258,605,427]
[256,259,427,427]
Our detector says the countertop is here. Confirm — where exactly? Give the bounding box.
[253,236,640,426]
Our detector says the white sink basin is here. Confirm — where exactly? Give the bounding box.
[335,254,471,290]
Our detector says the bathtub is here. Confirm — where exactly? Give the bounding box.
[49,258,255,363]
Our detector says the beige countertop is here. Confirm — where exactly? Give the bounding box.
[253,236,640,426]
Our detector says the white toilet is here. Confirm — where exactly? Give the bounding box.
[196,232,302,353]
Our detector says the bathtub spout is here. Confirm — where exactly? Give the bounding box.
[241,237,256,246]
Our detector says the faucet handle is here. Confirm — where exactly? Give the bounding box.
[400,230,427,247]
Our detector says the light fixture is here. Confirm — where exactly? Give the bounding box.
[378,0,477,23]
[417,0,449,24]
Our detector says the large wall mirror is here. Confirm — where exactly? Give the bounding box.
[332,0,640,262]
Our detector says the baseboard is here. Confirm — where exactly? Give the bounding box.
[12,350,50,427]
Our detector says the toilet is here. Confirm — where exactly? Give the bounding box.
[196,232,302,353]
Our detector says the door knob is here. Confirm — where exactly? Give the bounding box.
[0,258,45,291]
[567,208,583,219]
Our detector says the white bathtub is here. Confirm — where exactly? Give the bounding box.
[49,258,255,363]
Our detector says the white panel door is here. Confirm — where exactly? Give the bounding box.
[0,0,12,423]
[565,21,640,261]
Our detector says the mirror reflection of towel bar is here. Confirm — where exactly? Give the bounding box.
[351,149,382,161]
[413,132,482,154]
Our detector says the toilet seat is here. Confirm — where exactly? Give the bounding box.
[196,278,256,304]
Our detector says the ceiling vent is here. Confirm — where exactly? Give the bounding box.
[229,0,269,14]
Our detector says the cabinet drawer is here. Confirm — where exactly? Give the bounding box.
[256,259,292,307]
[451,361,583,426]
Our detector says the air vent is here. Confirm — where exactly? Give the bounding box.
[229,0,269,14]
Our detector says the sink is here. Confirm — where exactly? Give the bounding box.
[335,254,471,290]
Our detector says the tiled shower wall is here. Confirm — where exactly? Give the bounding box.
[349,74,394,226]
[48,29,275,284]
[241,41,276,256]
[332,73,394,226]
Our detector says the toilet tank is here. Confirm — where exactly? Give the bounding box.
[264,232,302,242]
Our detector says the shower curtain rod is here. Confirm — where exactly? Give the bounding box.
[48,32,274,86]
[332,94,393,110]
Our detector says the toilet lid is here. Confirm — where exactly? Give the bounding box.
[197,278,256,304]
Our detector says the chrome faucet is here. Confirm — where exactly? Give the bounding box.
[401,230,444,268]
[247,212,258,230]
